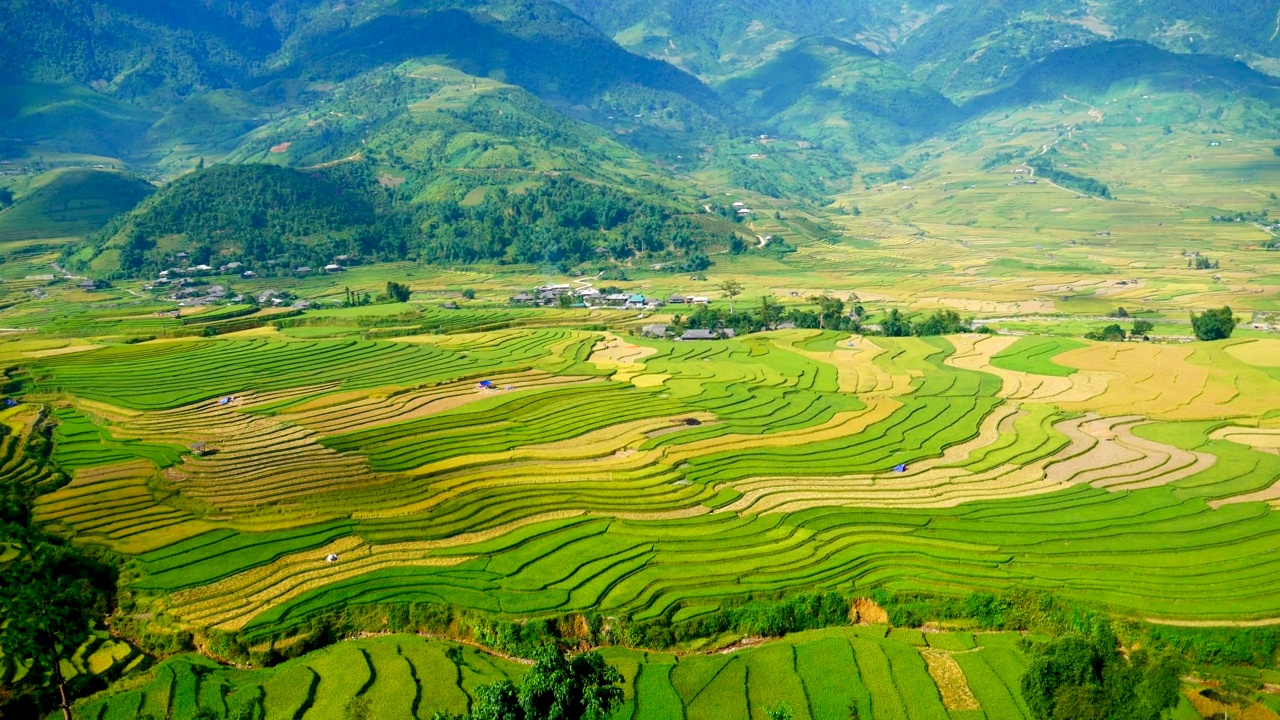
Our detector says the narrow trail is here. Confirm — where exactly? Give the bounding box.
[1019,97,1118,203]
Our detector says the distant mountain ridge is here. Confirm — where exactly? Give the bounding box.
[4,0,1280,276]
[562,0,1280,95]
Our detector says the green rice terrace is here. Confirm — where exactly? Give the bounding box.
[6,315,1280,718]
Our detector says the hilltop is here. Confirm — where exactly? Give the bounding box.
[70,161,743,278]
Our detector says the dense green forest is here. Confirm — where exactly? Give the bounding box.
[68,165,730,276]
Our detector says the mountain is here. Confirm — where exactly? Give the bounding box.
[720,36,961,154]
[5,0,1280,278]
[0,0,736,165]
[66,164,388,275]
[555,1,877,80]
[271,1,729,120]
[965,40,1280,112]
[562,0,1280,96]
[0,0,290,103]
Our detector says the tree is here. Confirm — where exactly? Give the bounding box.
[757,296,783,329]
[1131,319,1154,337]
[1190,306,1236,341]
[1112,307,1129,318]
[913,309,970,336]
[1085,324,1126,342]
[461,288,477,300]
[729,236,748,255]
[811,295,845,330]
[468,646,623,720]
[880,309,913,337]
[1021,619,1183,720]
[0,187,13,208]
[718,279,744,313]
[386,281,411,303]
[0,541,108,720]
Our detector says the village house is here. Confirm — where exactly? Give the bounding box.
[641,324,670,338]
[680,328,736,341]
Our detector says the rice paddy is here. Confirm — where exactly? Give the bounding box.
[68,629,1035,720]
[6,321,1278,655]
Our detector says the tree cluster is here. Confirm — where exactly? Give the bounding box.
[385,281,412,303]
[879,308,979,337]
[0,425,116,720]
[1190,306,1237,341]
[415,177,722,268]
[435,646,622,720]
[1027,154,1111,199]
[1085,319,1152,341]
[1021,619,1183,720]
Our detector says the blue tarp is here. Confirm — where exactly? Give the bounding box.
[893,463,908,473]
[479,380,493,388]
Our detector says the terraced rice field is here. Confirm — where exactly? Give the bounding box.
[15,330,1280,643]
[69,629,1033,720]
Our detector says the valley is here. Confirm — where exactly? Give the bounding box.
[2,1,1280,719]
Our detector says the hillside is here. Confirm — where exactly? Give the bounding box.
[0,168,154,246]
[965,39,1280,113]
[70,161,741,277]
[273,0,729,123]
[720,36,961,154]
[67,164,387,276]
[0,0,290,103]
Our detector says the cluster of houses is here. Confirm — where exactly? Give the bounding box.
[511,284,711,310]
[141,253,357,306]
[640,325,737,341]
[147,254,353,289]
